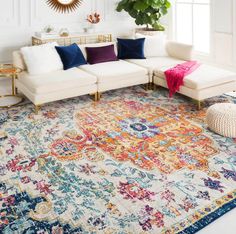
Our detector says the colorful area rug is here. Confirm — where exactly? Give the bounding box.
[0,86,236,234]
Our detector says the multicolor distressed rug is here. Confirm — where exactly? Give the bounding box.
[0,86,236,234]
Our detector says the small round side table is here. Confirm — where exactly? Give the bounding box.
[0,64,23,108]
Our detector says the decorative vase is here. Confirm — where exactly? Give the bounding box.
[91,24,98,33]
[84,24,96,34]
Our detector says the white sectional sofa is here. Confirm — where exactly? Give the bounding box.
[13,41,236,113]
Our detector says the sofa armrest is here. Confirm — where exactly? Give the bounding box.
[13,51,26,71]
[166,41,193,61]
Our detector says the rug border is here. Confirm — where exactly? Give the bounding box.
[177,190,236,234]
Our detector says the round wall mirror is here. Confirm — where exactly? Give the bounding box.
[46,0,83,13]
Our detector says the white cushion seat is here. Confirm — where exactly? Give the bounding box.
[154,64,236,90]
[18,68,97,94]
[79,60,149,92]
[126,57,185,74]
[80,60,148,82]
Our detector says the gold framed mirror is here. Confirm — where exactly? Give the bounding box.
[46,0,83,13]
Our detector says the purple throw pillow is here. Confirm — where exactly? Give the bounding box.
[86,44,118,64]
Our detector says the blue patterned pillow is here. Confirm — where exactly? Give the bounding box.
[55,43,87,70]
[117,38,146,59]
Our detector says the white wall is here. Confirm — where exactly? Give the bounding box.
[0,0,135,63]
[211,0,236,68]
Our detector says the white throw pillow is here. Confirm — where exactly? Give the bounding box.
[136,33,167,57]
[21,42,63,75]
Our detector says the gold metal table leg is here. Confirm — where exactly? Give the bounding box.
[12,74,16,95]
[0,64,23,108]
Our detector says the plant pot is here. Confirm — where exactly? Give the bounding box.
[135,28,165,36]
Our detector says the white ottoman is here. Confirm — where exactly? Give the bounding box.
[206,103,236,138]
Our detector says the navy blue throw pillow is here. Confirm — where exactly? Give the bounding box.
[117,38,146,59]
[55,43,87,70]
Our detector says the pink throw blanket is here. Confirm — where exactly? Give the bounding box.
[164,61,200,98]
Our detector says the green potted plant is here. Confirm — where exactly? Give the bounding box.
[116,0,171,33]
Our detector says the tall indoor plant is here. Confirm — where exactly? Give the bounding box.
[116,0,171,31]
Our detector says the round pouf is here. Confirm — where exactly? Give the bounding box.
[206,103,236,138]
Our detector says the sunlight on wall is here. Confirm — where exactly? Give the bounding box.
[175,0,210,53]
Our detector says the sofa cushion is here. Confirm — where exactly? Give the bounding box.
[135,33,167,57]
[128,57,236,90]
[18,68,97,94]
[20,42,63,75]
[79,60,148,83]
[127,57,185,74]
[55,43,87,70]
[155,64,236,90]
[166,41,193,61]
[13,51,27,71]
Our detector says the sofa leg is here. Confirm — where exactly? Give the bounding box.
[90,93,99,101]
[149,82,154,90]
[197,101,201,110]
[97,92,101,101]
[94,92,98,102]
[34,105,41,114]
[143,84,149,91]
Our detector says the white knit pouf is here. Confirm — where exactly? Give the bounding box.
[206,103,236,138]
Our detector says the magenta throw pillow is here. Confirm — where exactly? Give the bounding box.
[85,44,118,64]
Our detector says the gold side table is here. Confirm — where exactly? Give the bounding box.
[0,64,23,108]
